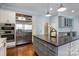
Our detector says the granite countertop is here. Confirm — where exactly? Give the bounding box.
[0,38,6,43]
[33,35,59,47]
[33,35,79,47]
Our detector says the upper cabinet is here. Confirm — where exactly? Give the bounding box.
[0,9,15,24]
[58,16,73,28]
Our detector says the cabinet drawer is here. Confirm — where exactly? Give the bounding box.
[47,44,58,54]
[48,50,57,56]
[7,42,16,48]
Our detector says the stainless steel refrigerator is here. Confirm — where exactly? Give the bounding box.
[16,21,32,45]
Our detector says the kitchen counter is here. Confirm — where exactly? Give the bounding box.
[33,35,57,47]
[33,35,58,56]
[33,35,79,47]
[0,38,6,45]
[33,35,79,56]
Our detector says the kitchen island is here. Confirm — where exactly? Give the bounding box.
[33,35,79,56]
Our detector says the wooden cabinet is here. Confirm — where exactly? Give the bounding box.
[0,38,6,56]
[33,36,79,56]
[70,40,79,56]
[58,43,71,56]
[58,16,73,28]
[0,9,16,48]
[33,36,58,56]
[0,10,8,23]
[0,43,6,56]
[0,9,15,24]
[8,11,15,23]
[58,39,79,56]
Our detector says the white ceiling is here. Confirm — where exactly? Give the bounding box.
[1,3,79,16]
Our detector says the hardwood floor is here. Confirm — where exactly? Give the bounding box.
[7,43,36,56]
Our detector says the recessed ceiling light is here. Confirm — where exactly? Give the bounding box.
[50,8,53,11]
[72,10,75,13]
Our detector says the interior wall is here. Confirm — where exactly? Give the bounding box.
[32,15,49,35]
[50,15,58,31]
[73,16,79,36]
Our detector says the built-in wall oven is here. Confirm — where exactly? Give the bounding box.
[0,23,15,42]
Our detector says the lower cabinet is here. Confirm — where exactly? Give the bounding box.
[0,38,6,56]
[0,44,6,56]
[58,39,79,56]
[58,43,71,56]
[7,42,16,48]
[33,36,79,56]
[33,36,57,56]
[70,40,79,56]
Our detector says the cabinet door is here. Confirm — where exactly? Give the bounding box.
[0,43,6,56]
[70,40,79,56]
[59,16,64,27]
[8,11,15,24]
[59,16,73,28]
[58,43,71,56]
[0,10,9,23]
[0,9,15,24]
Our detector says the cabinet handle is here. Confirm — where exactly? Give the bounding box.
[4,43,6,47]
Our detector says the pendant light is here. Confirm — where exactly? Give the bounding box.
[45,3,52,17]
[57,4,67,12]
[45,11,51,17]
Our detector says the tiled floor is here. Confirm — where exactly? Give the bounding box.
[7,43,36,56]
